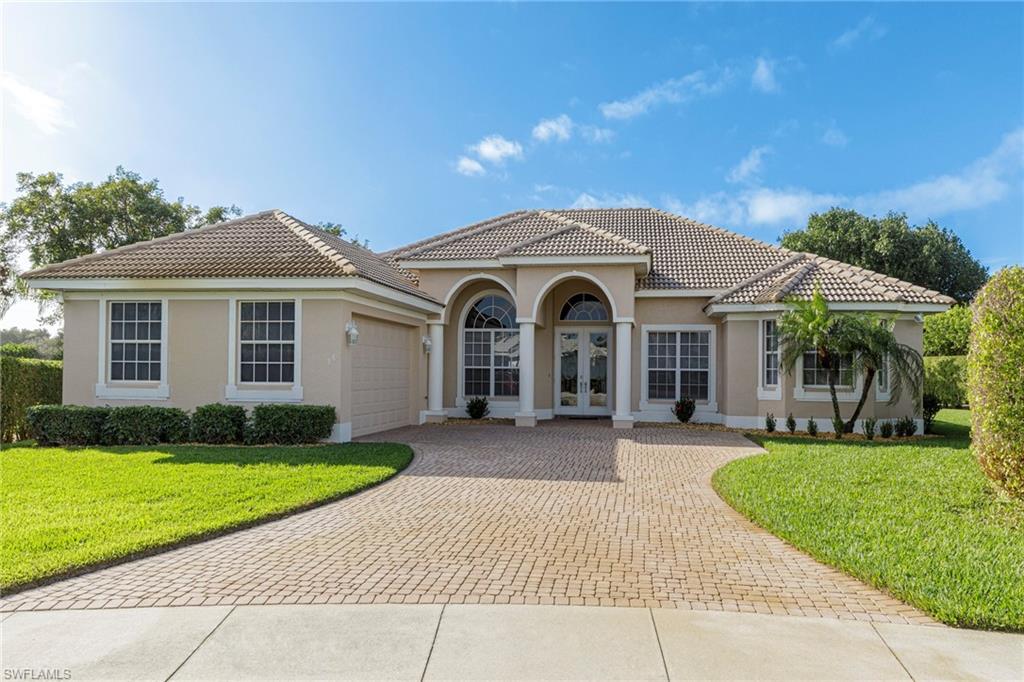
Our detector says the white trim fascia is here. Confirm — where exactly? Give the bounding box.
[498,254,652,275]
[706,302,951,315]
[95,296,170,400]
[225,298,304,403]
[398,259,503,270]
[635,289,725,298]
[756,316,783,401]
[638,323,717,413]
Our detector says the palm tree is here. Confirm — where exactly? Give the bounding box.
[778,287,923,432]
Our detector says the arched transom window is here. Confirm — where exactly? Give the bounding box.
[560,293,608,321]
[463,295,519,397]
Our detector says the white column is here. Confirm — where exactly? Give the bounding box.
[425,321,446,422]
[613,321,634,429]
[515,322,536,427]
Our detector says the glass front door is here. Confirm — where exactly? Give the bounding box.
[557,328,611,415]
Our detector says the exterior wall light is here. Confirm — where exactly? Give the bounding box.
[345,320,359,345]
[422,335,433,354]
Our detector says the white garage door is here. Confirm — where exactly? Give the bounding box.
[351,316,412,437]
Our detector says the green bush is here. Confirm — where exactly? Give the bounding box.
[0,343,40,358]
[925,355,967,408]
[25,405,110,446]
[879,420,894,438]
[190,403,246,444]
[103,406,191,445]
[924,305,971,356]
[923,394,941,434]
[806,417,818,437]
[465,396,489,419]
[672,398,696,423]
[786,413,796,434]
[1,356,62,441]
[831,417,844,439]
[863,417,877,440]
[895,415,918,437]
[764,412,776,433]
[969,266,1024,499]
[247,404,336,444]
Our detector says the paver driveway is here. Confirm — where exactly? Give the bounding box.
[0,422,929,623]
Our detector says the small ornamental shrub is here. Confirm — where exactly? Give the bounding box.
[1,356,62,442]
[831,417,845,439]
[806,417,818,437]
[879,420,894,438]
[191,403,247,444]
[25,405,109,446]
[103,406,191,445]
[764,412,776,433]
[863,417,877,440]
[786,413,797,434]
[925,356,967,408]
[923,394,941,434]
[969,266,1024,498]
[672,397,696,423]
[466,396,490,419]
[247,404,336,444]
[895,415,917,437]
[0,343,40,358]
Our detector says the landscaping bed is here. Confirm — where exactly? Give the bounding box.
[713,409,1024,631]
[0,442,412,591]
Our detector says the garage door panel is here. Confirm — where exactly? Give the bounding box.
[351,317,412,437]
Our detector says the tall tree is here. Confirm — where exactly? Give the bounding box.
[780,208,988,303]
[0,168,240,323]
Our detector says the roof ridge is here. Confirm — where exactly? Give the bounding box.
[21,209,277,279]
[389,210,533,259]
[493,213,580,256]
[545,210,652,254]
[770,257,818,301]
[272,210,358,276]
[706,253,806,305]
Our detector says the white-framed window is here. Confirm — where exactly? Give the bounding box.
[560,293,609,321]
[643,327,713,402]
[876,355,891,399]
[96,297,170,400]
[762,320,779,387]
[802,351,854,388]
[462,295,519,398]
[239,301,296,383]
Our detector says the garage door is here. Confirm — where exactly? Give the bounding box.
[351,316,412,437]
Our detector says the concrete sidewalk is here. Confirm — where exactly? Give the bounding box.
[2,605,1021,681]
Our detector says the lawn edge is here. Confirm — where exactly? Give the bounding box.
[0,442,415,597]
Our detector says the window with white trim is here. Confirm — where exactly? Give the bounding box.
[239,301,295,383]
[463,295,519,397]
[110,301,162,381]
[560,293,608,321]
[876,356,890,394]
[762,320,779,387]
[646,330,710,401]
[802,351,853,388]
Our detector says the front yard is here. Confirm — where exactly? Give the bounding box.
[714,410,1024,631]
[0,443,412,591]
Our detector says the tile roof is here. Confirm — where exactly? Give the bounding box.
[22,210,436,302]
[496,211,651,258]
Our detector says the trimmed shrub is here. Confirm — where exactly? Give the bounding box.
[0,343,40,358]
[806,417,818,437]
[191,403,246,444]
[895,415,918,437]
[1,356,62,441]
[672,397,696,423]
[831,417,844,439]
[247,404,336,444]
[786,413,796,434]
[969,266,1024,498]
[879,420,894,438]
[466,396,489,420]
[923,393,941,434]
[863,417,877,440]
[764,412,776,433]
[103,406,191,445]
[25,405,109,446]
[923,305,971,356]
[925,355,967,408]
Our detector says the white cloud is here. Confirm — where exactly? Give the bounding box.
[571,192,650,209]
[532,114,573,142]
[830,16,888,52]
[727,146,772,184]
[751,57,779,94]
[821,121,849,147]
[471,135,524,164]
[579,125,615,143]
[599,68,732,120]
[455,156,486,177]
[0,71,74,135]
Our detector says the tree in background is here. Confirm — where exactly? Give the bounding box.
[0,327,62,359]
[0,168,240,324]
[923,305,972,356]
[781,208,988,303]
[316,221,368,248]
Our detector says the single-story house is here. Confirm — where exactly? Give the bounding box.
[23,208,953,440]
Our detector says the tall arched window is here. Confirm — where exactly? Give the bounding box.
[463,295,519,397]
[560,293,608,321]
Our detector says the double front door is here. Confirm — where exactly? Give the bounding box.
[556,328,611,415]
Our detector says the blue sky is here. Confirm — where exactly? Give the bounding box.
[3,2,1022,329]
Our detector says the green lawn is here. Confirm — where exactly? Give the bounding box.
[0,443,413,591]
[713,410,1024,631]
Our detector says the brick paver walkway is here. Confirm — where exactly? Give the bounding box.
[0,422,930,623]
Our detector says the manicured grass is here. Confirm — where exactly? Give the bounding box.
[0,443,412,590]
[713,409,1023,631]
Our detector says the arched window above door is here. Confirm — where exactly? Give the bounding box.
[462,294,519,398]
[465,295,517,329]
[560,293,608,321]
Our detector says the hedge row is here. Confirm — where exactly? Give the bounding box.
[924,355,967,408]
[1,356,62,442]
[25,403,336,446]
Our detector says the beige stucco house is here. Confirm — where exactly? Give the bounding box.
[24,208,953,440]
